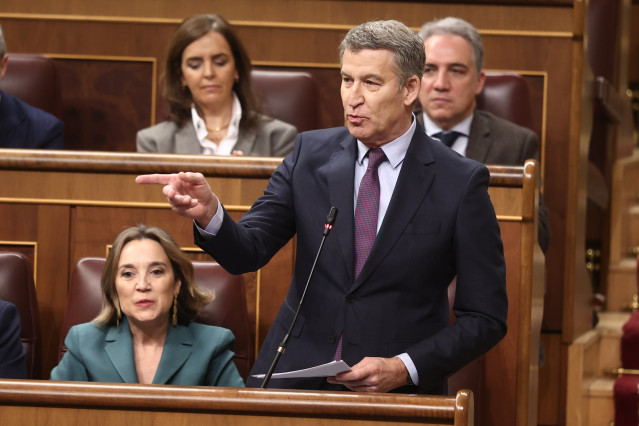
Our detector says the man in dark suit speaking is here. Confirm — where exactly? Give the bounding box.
[0,24,64,149]
[137,20,507,394]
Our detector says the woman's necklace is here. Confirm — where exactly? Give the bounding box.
[207,120,231,144]
[210,121,230,133]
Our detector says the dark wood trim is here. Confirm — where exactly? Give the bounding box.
[0,149,524,185]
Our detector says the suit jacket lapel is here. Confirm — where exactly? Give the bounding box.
[232,127,258,155]
[327,135,357,285]
[105,318,138,383]
[465,112,492,162]
[174,123,203,154]
[352,126,436,290]
[152,324,194,385]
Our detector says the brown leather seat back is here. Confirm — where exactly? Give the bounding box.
[0,53,63,119]
[59,257,253,379]
[0,252,41,379]
[191,260,253,380]
[251,69,320,132]
[58,257,106,358]
[476,72,534,131]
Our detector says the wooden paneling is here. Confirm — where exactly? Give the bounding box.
[0,1,574,31]
[482,160,545,426]
[538,333,562,425]
[53,57,155,152]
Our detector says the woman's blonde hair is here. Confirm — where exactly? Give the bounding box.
[94,224,214,326]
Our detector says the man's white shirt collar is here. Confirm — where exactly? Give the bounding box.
[356,115,417,169]
[421,111,473,156]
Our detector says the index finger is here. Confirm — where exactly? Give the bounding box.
[135,174,174,185]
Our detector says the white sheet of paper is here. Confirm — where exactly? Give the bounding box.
[252,360,351,379]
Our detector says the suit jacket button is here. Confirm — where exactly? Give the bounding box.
[329,336,335,343]
[348,296,357,303]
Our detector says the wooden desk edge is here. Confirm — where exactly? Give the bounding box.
[0,149,525,186]
[0,380,471,423]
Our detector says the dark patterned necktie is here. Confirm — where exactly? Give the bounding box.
[432,131,462,148]
[334,148,386,361]
[353,148,387,278]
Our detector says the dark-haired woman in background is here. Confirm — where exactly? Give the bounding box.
[51,225,244,387]
[137,14,297,156]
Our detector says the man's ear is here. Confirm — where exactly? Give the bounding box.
[0,55,8,80]
[403,75,421,106]
[475,70,486,95]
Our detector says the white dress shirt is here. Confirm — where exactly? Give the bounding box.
[421,111,473,156]
[191,93,242,155]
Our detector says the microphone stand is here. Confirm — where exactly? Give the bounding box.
[260,207,338,389]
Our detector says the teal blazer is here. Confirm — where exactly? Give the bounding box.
[50,317,244,387]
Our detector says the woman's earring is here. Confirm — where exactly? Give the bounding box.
[172,293,178,326]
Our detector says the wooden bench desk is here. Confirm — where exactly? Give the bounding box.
[0,380,473,426]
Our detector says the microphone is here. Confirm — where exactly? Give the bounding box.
[260,206,338,388]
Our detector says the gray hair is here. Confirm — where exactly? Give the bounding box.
[339,20,425,86]
[0,24,6,58]
[418,17,484,73]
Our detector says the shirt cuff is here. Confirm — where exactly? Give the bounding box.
[396,352,419,386]
[194,199,224,237]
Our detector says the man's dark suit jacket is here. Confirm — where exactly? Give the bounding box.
[417,109,549,253]
[416,109,538,165]
[196,123,508,394]
[0,299,27,379]
[0,90,64,149]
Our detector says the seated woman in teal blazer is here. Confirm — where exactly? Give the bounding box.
[51,225,244,387]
